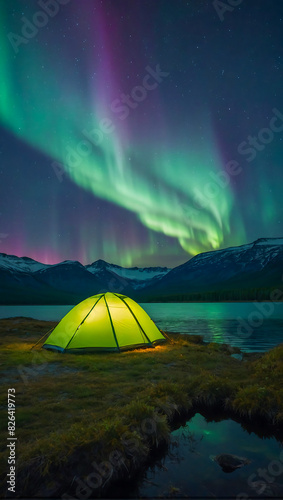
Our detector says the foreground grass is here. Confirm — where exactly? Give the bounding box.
[0,317,283,497]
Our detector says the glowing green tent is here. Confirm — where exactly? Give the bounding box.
[42,292,166,353]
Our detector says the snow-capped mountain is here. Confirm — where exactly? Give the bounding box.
[0,253,49,273]
[141,238,283,301]
[0,253,170,304]
[0,238,282,304]
[86,259,170,289]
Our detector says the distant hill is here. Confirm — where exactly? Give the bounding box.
[0,253,170,304]
[140,238,283,302]
[0,238,283,304]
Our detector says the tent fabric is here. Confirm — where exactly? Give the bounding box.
[42,292,166,352]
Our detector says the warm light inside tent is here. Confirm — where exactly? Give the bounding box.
[42,292,166,353]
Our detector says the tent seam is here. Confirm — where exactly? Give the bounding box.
[112,293,153,345]
[104,294,120,352]
[64,294,104,351]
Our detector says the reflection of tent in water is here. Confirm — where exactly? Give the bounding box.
[42,292,166,353]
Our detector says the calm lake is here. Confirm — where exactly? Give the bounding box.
[1,302,283,352]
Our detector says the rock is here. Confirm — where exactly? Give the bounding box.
[211,453,251,473]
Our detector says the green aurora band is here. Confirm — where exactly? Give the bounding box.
[0,4,246,264]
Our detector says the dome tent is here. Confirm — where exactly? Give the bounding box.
[42,292,166,353]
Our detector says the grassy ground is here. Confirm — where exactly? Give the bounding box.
[0,317,283,498]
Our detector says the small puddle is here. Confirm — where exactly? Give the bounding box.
[124,413,283,498]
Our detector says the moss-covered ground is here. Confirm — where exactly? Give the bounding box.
[0,317,282,497]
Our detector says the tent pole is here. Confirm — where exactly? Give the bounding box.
[113,293,153,346]
[104,295,120,352]
[64,294,104,350]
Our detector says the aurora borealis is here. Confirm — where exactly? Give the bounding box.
[0,0,283,267]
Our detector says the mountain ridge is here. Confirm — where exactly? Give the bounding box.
[0,237,283,304]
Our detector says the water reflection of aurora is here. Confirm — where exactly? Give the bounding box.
[137,413,283,498]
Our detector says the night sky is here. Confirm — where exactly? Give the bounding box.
[0,0,283,268]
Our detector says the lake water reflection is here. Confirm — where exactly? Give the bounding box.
[131,413,283,499]
[1,302,283,352]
